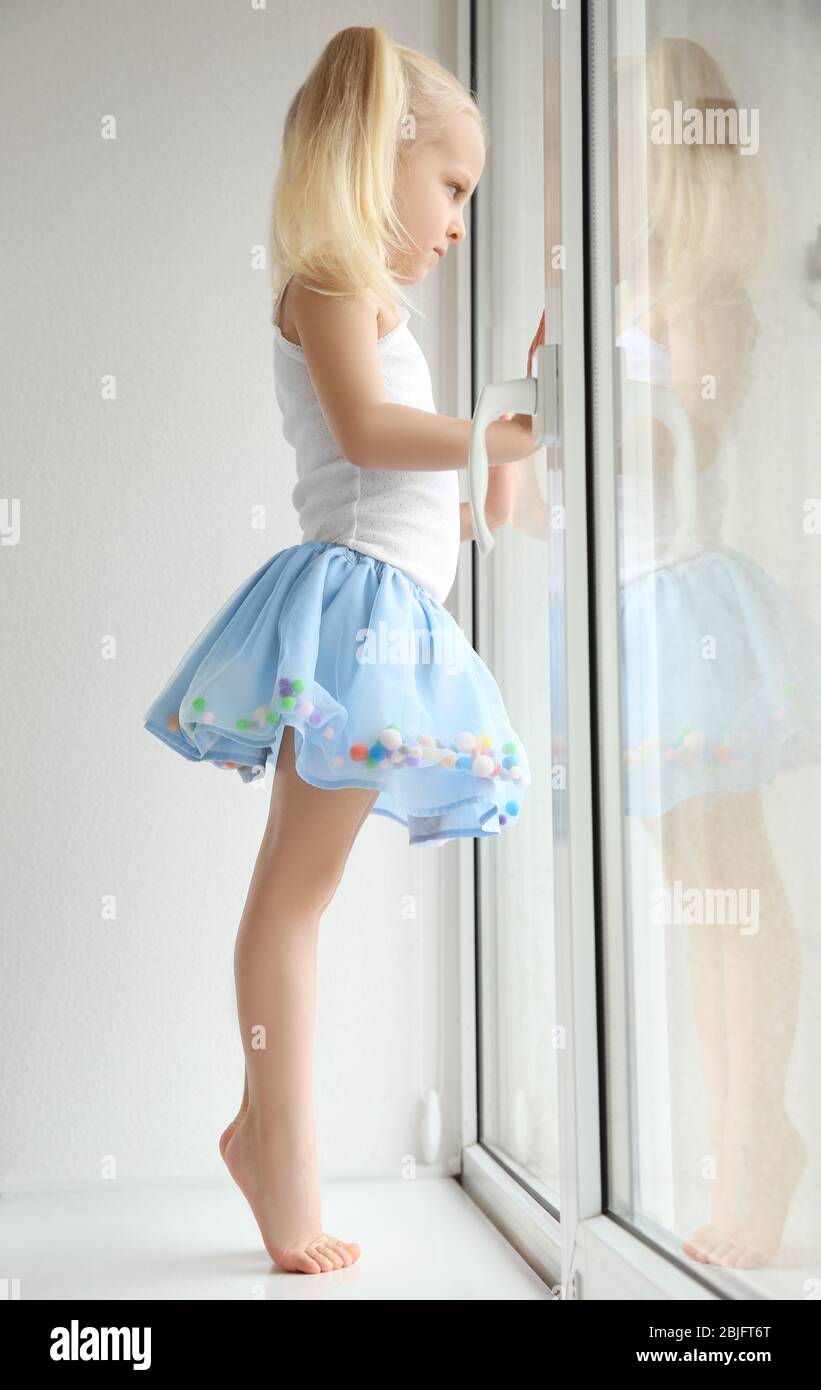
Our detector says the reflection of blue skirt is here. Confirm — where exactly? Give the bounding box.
[548,547,821,821]
[143,541,530,847]
[619,548,821,817]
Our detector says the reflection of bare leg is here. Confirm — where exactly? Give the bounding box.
[643,803,728,1236]
[674,789,807,1268]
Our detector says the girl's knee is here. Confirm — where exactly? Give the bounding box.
[254,831,346,915]
[260,804,366,912]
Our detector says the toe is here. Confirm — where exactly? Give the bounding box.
[280,1247,322,1275]
[682,1225,718,1262]
[737,1245,767,1270]
[698,1226,725,1260]
[324,1238,354,1267]
[316,1243,344,1269]
[305,1240,335,1272]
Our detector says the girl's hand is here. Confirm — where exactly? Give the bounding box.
[507,309,546,442]
[527,309,545,377]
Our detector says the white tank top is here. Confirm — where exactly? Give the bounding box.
[616,322,726,584]
[272,282,461,604]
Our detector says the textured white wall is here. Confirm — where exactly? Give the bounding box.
[1,0,467,1185]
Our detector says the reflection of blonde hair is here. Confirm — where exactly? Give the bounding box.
[269,26,486,322]
[615,37,767,322]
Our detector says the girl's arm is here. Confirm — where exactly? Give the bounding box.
[285,280,534,471]
[352,404,533,471]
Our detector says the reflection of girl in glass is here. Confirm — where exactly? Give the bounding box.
[506,35,821,1270]
[615,36,821,1270]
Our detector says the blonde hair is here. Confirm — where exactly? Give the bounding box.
[269,26,487,323]
[615,36,767,324]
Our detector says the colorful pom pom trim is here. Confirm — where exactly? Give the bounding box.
[177,673,529,827]
[623,692,800,771]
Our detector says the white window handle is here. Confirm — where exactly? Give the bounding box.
[468,342,559,555]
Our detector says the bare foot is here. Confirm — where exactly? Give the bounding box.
[683,1115,808,1269]
[218,1074,249,1160]
[219,1106,247,1161]
[223,1112,361,1274]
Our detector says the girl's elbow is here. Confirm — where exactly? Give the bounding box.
[340,429,372,468]
[341,405,385,468]
[345,447,370,469]
[326,413,371,468]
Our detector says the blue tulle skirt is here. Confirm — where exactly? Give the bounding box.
[143,540,530,847]
[618,547,821,817]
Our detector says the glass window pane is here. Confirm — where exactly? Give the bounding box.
[475,0,559,1209]
[606,0,821,1287]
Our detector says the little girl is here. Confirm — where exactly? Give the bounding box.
[143,26,535,1274]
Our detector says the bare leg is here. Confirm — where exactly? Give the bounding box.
[218,775,375,1161]
[222,724,378,1274]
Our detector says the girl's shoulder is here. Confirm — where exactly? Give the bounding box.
[276,276,398,350]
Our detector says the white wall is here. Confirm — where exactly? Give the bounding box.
[1,0,469,1185]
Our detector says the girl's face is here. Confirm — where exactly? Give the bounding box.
[391,110,485,285]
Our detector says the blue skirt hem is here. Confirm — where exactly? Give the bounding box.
[143,540,530,847]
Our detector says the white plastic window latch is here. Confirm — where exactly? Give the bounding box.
[467,341,560,555]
